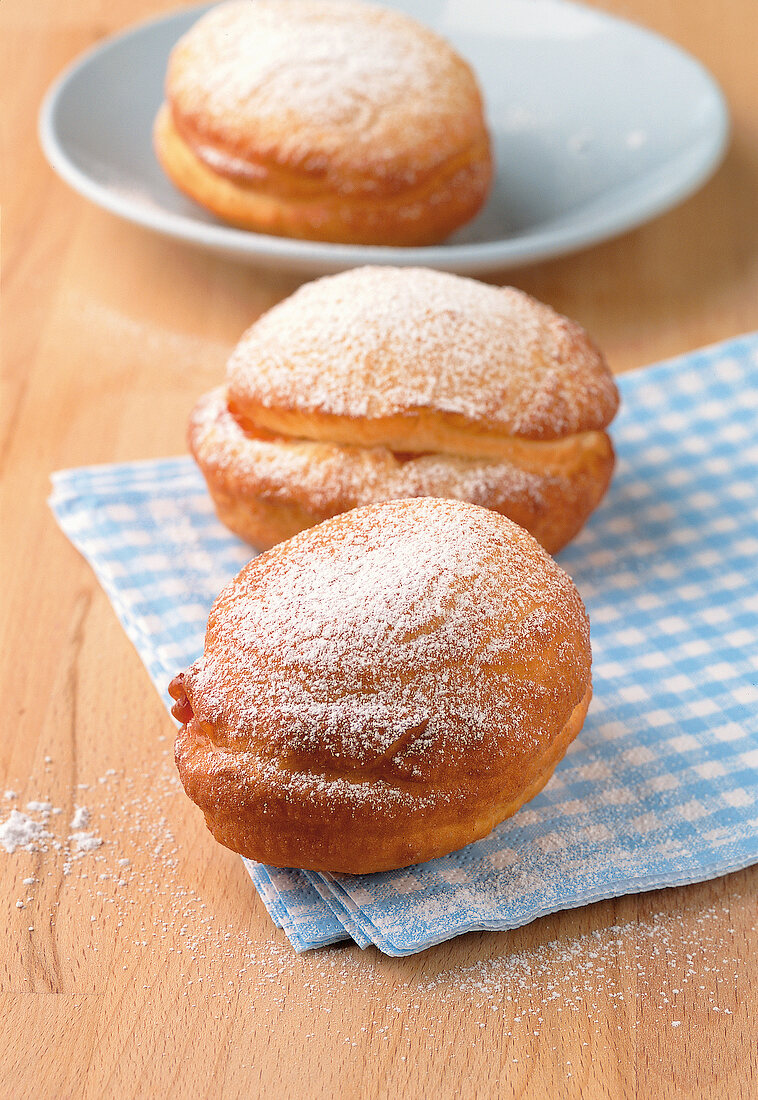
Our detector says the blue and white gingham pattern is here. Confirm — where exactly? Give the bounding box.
[49,333,758,955]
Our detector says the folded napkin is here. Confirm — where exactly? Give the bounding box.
[50,333,758,955]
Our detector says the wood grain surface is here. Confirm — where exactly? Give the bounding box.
[1,1,757,1097]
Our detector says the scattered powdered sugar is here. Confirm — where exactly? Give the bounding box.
[70,832,103,854]
[228,268,618,440]
[184,499,589,781]
[0,801,101,858]
[408,900,749,1039]
[2,751,748,1075]
[245,898,749,1055]
[0,809,52,853]
[70,805,90,830]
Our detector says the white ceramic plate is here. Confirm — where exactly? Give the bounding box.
[39,0,728,275]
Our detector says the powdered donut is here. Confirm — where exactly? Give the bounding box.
[190,267,619,553]
[154,0,492,244]
[169,498,593,873]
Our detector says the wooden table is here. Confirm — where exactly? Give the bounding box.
[2,2,757,1096]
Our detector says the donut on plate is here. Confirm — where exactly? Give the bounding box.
[169,498,593,873]
[154,0,493,245]
[190,266,620,554]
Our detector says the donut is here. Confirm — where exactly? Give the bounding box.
[190,266,620,554]
[169,498,593,873]
[154,0,493,245]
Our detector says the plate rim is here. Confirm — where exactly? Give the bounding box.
[38,0,730,274]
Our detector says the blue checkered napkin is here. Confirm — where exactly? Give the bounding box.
[243,861,350,950]
[50,333,758,955]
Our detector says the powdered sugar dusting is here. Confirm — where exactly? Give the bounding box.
[2,761,747,1068]
[183,499,590,785]
[71,832,103,853]
[168,1,481,183]
[26,800,53,813]
[0,809,52,853]
[228,268,618,440]
[70,805,90,830]
[0,800,104,860]
[412,900,748,1041]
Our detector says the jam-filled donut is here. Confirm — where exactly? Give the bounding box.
[154,0,493,244]
[169,498,593,873]
[190,266,620,554]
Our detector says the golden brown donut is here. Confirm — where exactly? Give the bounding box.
[154,0,493,245]
[169,498,593,873]
[190,266,620,554]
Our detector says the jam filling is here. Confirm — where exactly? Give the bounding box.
[168,674,194,724]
